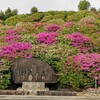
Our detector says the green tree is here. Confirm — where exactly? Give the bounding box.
[78,0,91,10]
[30,6,38,14]
[5,7,12,19]
[0,10,5,20]
[11,9,18,16]
[90,7,97,12]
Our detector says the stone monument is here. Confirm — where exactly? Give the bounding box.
[11,58,57,95]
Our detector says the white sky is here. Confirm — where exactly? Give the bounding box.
[0,0,100,14]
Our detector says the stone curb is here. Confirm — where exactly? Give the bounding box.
[0,95,100,98]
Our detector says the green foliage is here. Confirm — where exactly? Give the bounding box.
[66,11,76,16]
[5,8,12,19]
[4,14,28,26]
[0,72,11,90]
[90,7,97,12]
[30,6,38,14]
[87,33,100,53]
[47,19,65,25]
[11,9,18,16]
[5,13,44,26]
[78,0,91,10]
[31,35,78,71]
[21,34,37,44]
[59,70,93,90]
[67,10,95,21]
[42,11,67,22]
[41,15,53,22]
[79,16,96,24]
[64,11,76,21]
[0,59,12,90]
[62,23,80,34]
[77,16,100,34]
[44,11,56,16]
[26,13,44,22]
[0,10,5,20]
[58,56,94,90]
[4,8,18,20]
[53,14,66,21]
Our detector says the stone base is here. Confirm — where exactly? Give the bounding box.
[17,82,49,95]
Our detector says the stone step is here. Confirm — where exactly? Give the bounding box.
[0,90,29,95]
[37,91,77,96]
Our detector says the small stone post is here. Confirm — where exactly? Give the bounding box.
[94,76,98,89]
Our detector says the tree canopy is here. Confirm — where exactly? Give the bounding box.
[78,0,91,10]
[30,6,38,14]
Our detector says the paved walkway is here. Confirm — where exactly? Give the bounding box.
[0,95,100,100]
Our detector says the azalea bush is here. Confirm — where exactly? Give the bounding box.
[67,32,91,53]
[4,13,44,26]
[59,53,100,90]
[78,16,100,34]
[4,29,21,43]
[25,13,44,22]
[41,15,53,22]
[4,14,28,26]
[34,22,47,28]
[64,21,74,28]
[37,32,58,45]
[0,71,11,90]
[74,53,100,84]
[58,68,93,90]
[31,37,78,71]
[0,36,32,89]
[67,10,95,22]
[47,19,65,25]
[0,10,100,90]
[46,24,61,32]
[0,42,32,59]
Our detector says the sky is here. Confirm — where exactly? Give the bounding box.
[0,0,100,14]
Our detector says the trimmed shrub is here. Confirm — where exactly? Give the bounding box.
[47,19,65,25]
[67,10,95,22]
[41,15,53,22]
[4,14,28,26]
[25,13,44,22]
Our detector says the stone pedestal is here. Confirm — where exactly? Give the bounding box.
[17,82,49,95]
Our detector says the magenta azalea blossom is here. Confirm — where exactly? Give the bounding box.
[74,53,100,84]
[5,29,21,43]
[64,22,74,28]
[6,29,18,35]
[46,24,61,32]
[67,32,91,52]
[4,35,21,43]
[0,42,32,59]
[37,32,58,45]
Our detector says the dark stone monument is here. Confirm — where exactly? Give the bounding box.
[11,58,57,84]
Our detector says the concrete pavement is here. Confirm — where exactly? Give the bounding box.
[0,95,100,100]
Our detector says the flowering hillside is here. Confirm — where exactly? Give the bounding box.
[0,10,100,90]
